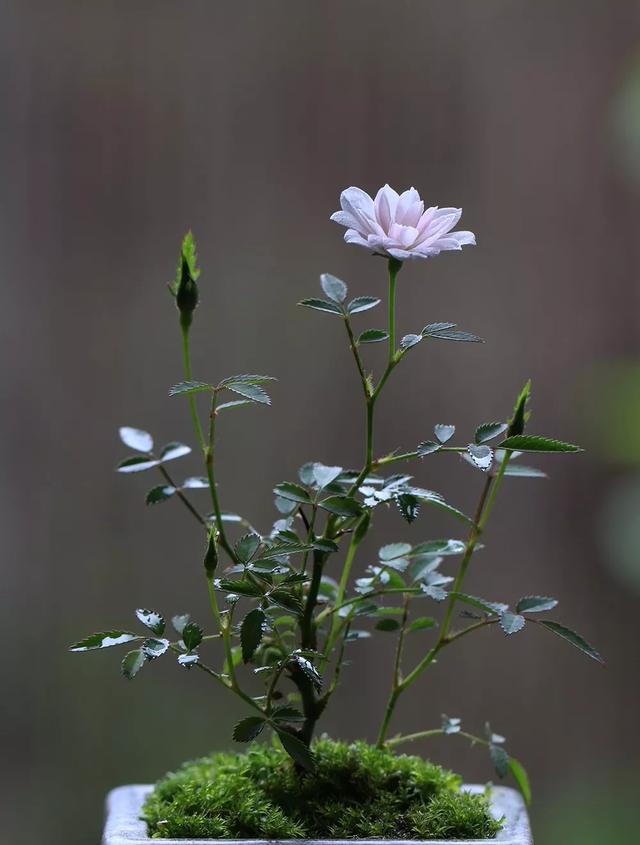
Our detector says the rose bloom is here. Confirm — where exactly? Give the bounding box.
[330,185,475,261]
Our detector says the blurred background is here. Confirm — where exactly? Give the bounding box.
[2,1,640,843]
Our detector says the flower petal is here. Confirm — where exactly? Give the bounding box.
[395,188,423,227]
[344,229,371,248]
[374,184,399,231]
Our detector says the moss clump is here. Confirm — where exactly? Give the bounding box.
[143,739,502,840]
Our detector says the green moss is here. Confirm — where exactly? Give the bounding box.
[143,739,502,840]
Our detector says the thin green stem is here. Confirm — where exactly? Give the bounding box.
[386,728,490,751]
[181,325,206,452]
[205,394,235,561]
[157,464,207,526]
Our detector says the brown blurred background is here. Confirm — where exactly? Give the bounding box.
[2,1,640,843]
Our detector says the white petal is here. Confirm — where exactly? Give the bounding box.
[330,209,361,230]
[374,184,399,231]
[395,188,423,226]
[386,246,415,260]
[344,229,371,248]
[448,230,476,246]
[340,186,375,224]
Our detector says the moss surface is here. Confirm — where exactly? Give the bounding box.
[142,739,502,840]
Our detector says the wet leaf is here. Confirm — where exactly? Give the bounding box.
[467,443,493,471]
[141,638,169,659]
[516,596,558,614]
[396,493,420,523]
[135,609,166,636]
[500,611,526,635]
[178,653,199,668]
[348,296,381,314]
[475,422,508,444]
[70,631,141,652]
[216,579,264,597]
[298,298,342,315]
[421,584,448,601]
[434,424,455,443]
[169,380,212,396]
[312,464,343,490]
[290,654,322,691]
[119,427,153,453]
[121,649,145,679]
[320,273,347,304]
[233,716,266,742]
[235,533,262,564]
[417,440,441,456]
[241,608,267,663]
[358,329,389,344]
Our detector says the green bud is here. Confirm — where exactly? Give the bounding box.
[507,380,532,437]
[204,529,218,576]
[176,255,199,329]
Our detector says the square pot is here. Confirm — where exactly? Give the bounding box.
[102,783,532,844]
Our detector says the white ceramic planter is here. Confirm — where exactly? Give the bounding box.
[102,784,532,845]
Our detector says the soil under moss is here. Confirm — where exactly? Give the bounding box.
[143,739,503,840]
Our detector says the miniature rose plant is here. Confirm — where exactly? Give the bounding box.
[71,185,601,804]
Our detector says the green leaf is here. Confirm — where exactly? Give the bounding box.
[135,609,165,636]
[269,589,304,615]
[257,542,314,560]
[408,617,437,633]
[235,533,261,563]
[421,584,448,601]
[503,464,547,478]
[434,424,455,443]
[182,622,203,651]
[508,756,532,805]
[223,645,243,676]
[500,611,526,635]
[320,273,347,304]
[417,440,441,456]
[182,476,209,488]
[499,435,582,453]
[467,443,493,471]
[273,482,312,504]
[233,716,266,742]
[395,493,420,523]
[475,422,508,444]
[490,743,510,778]
[225,382,271,405]
[121,649,146,679]
[318,495,362,517]
[442,715,462,734]
[276,728,315,771]
[146,485,176,505]
[379,542,412,562]
[241,608,267,663]
[451,593,507,615]
[400,333,422,350]
[422,322,457,334]
[216,579,264,597]
[69,631,142,652]
[516,596,558,613]
[117,456,159,473]
[412,539,466,556]
[218,374,276,387]
[348,296,380,314]
[538,620,604,663]
[159,442,191,462]
[119,427,153,453]
[290,654,322,690]
[358,329,389,344]
[141,638,169,659]
[171,614,190,634]
[178,653,199,668]
[375,618,400,632]
[423,324,484,342]
[169,380,212,396]
[272,705,305,723]
[298,298,342,315]
[312,538,339,554]
[507,380,531,437]
[312,464,343,490]
[419,495,473,525]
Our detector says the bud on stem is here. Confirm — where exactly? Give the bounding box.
[204,528,218,576]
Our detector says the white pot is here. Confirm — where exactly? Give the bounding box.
[102,784,532,844]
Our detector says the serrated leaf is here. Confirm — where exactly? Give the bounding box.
[298,298,342,315]
[425,327,484,342]
[416,494,473,525]
[241,608,266,663]
[452,593,507,615]
[508,380,531,437]
[216,400,254,412]
[312,538,339,554]
[257,542,314,560]
[500,611,526,635]
[290,654,322,691]
[538,620,604,663]
[467,443,493,471]
[358,329,389,344]
[121,649,146,679]
[269,589,304,615]
[272,705,305,723]
[233,716,266,742]
[395,493,420,523]
[475,422,508,444]
[348,296,381,314]
[421,584,448,601]
[408,617,437,633]
[312,463,343,490]
[178,653,199,668]
[169,380,213,397]
[434,424,455,443]
[135,609,165,636]
[422,322,457,334]
[216,579,264,597]
[412,539,466,556]
[218,374,276,387]
[226,382,271,405]
[375,618,400,632]
[146,485,176,505]
[490,744,510,778]
[235,533,262,564]
[171,614,190,634]
[508,756,532,805]
[69,631,141,652]
[516,596,558,614]
[182,622,203,651]
[379,542,412,562]
[318,495,362,517]
[417,440,441,456]
[117,456,159,473]
[409,555,443,582]
[499,435,582,453]
[142,638,169,659]
[119,427,153,453]
[320,273,347,304]
[273,482,312,504]
[276,728,315,771]
[503,464,547,478]
[400,333,422,349]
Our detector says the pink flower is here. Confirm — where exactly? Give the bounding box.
[330,185,476,261]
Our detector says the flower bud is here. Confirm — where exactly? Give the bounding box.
[176,255,199,330]
[204,529,218,576]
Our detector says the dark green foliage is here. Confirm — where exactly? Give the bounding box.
[143,740,501,840]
